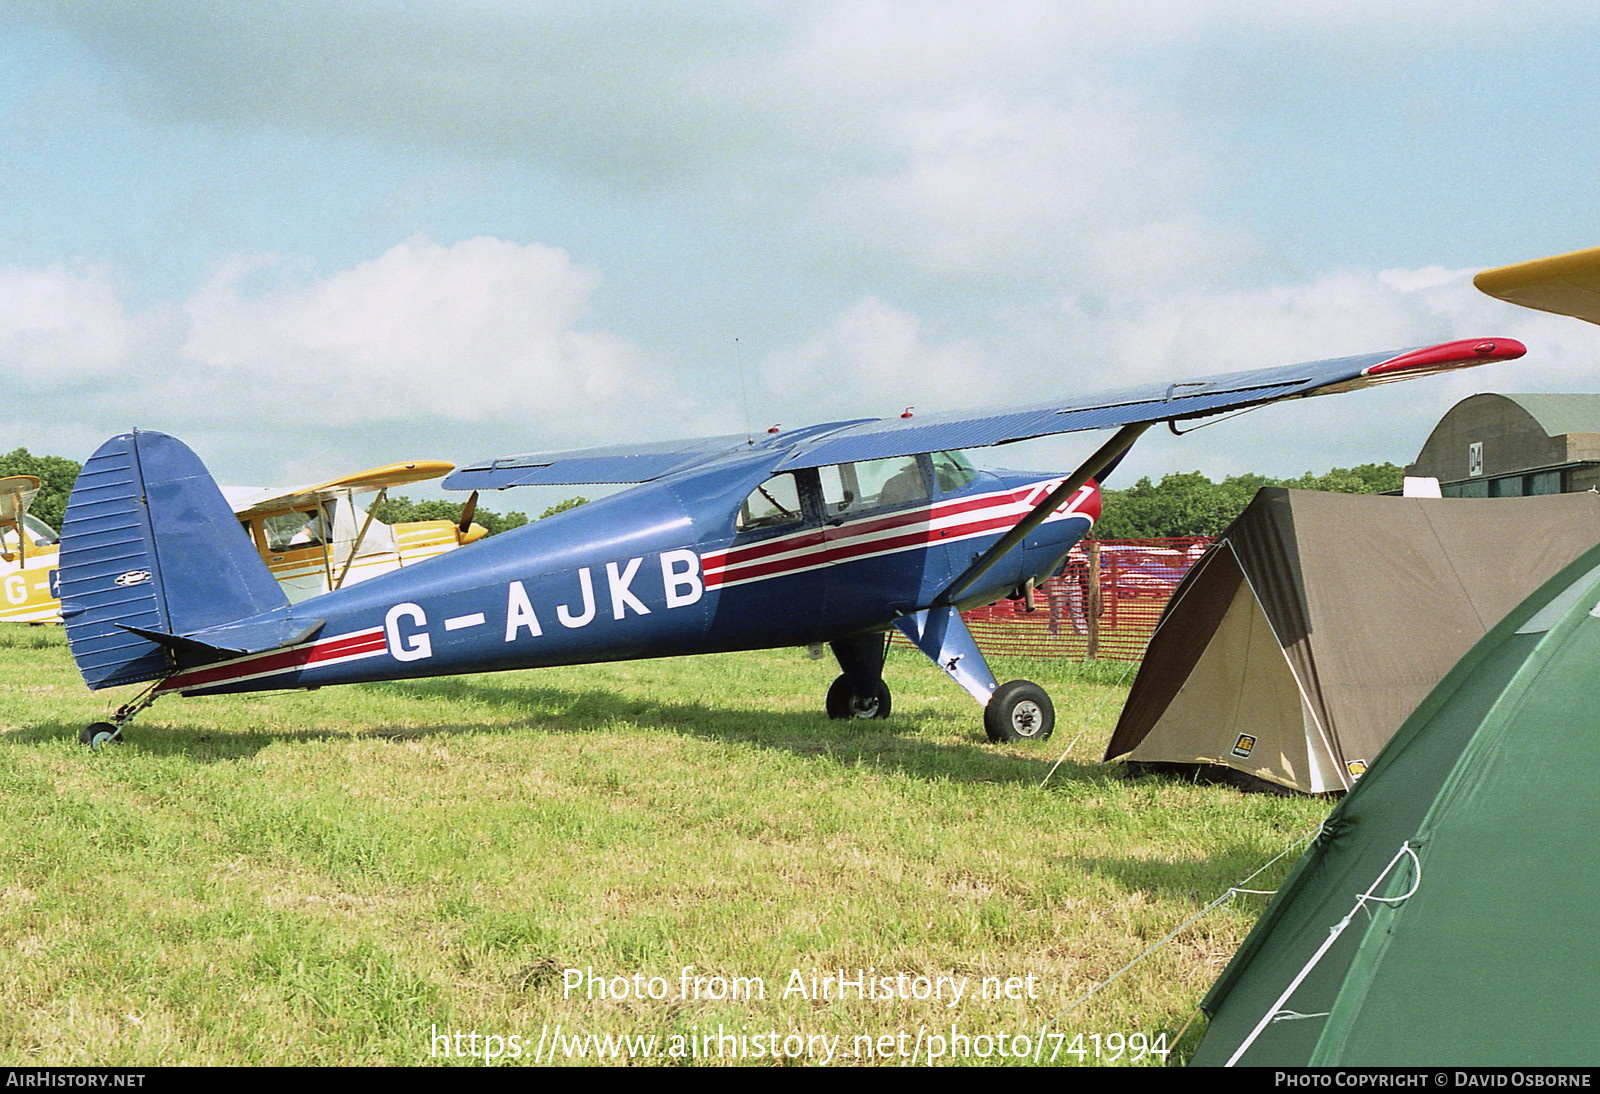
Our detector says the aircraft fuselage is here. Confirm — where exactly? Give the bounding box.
[156,453,1097,696]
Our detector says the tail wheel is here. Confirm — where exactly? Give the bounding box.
[826,674,892,720]
[984,680,1054,742]
[78,685,160,749]
[79,722,121,749]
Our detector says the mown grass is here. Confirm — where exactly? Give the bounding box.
[0,627,1331,1066]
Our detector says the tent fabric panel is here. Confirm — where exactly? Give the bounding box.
[1273,490,1600,768]
[1193,627,1544,1064]
[1115,489,1600,796]
[1309,576,1600,1064]
[1102,544,1254,760]
[1122,575,1335,793]
[1192,547,1600,1066]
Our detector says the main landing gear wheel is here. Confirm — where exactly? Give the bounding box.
[984,680,1055,742]
[826,674,892,720]
[79,722,121,749]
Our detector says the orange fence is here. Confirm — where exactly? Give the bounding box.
[959,538,1212,661]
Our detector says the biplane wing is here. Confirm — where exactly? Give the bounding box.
[446,338,1524,491]
[0,475,61,623]
[0,475,41,536]
[1475,245,1600,326]
[226,460,457,518]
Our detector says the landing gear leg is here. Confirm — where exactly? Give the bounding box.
[825,632,892,719]
[894,606,1055,742]
[80,683,162,749]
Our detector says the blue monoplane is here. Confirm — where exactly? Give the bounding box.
[57,338,1522,747]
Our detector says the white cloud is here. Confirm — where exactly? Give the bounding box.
[765,296,1000,417]
[0,239,688,485]
[2,238,1590,492]
[1084,266,1519,390]
[755,265,1597,484]
[180,235,650,423]
[0,263,133,384]
[842,94,1218,282]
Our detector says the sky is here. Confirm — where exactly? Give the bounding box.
[4,1,1600,502]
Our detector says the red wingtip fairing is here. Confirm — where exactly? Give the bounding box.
[1363,338,1527,376]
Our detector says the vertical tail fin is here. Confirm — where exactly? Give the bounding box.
[59,431,291,689]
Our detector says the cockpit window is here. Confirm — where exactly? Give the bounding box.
[932,450,980,492]
[820,456,929,516]
[263,507,330,551]
[737,473,805,533]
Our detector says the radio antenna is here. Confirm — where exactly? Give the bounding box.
[734,337,754,445]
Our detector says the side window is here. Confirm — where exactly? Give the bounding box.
[262,507,329,551]
[931,450,980,493]
[821,456,929,517]
[737,473,805,533]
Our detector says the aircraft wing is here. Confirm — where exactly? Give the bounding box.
[445,338,1523,490]
[444,433,761,489]
[0,475,41,526]
[1475,246,1600,325]
[771,338,1521,470]
[228,460,456,517]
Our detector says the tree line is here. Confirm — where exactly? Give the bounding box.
[370,494,588,534]
[1092,463,1404,539]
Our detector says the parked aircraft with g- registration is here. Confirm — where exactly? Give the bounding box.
[56,337,1523,747]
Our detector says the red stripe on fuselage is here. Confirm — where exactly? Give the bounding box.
[157,627,387,693]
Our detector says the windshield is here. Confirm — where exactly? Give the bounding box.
[3,514,58,549]
[24,514,57,544]
[931,450,980,492]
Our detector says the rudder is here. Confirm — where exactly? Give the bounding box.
[59,431,290,689]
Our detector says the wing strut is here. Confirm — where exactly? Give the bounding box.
[934,422,1150,608]
[332,487,385,591]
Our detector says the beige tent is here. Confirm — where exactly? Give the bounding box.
[1103,489,1600,793]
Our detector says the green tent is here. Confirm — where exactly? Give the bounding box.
[1191,542,1600,1066]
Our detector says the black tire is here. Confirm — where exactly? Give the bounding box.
[80,722,120,749]
[825,674,892,720]
[984,680,1054,742]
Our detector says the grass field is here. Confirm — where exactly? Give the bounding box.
[0,626,1332,1067]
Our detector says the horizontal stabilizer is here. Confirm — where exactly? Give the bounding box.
[121,613,325,661]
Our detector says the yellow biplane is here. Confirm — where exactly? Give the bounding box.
[0,461,488,622]
[0,475,60,623]
[224,461,488,604]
